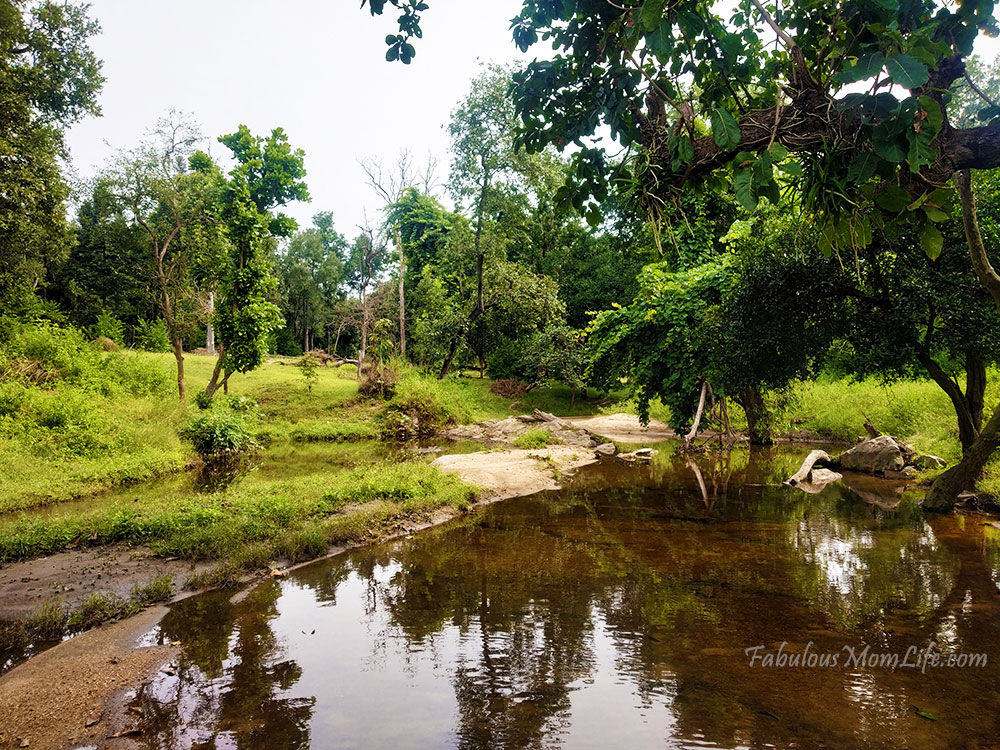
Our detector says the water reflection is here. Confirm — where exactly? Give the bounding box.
[135,447,1000,749]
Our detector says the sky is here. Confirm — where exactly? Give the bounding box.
[65,1,1000,242]
[64,0,529,240]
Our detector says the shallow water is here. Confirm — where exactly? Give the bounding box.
[133,446,1000,749]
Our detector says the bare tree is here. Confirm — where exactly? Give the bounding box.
[359,149,440,359]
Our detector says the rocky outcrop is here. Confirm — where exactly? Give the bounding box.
[442,410,598,448]
[786,436,948,495]
[838,436,907,474]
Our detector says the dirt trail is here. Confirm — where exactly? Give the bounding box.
[0,606,176,750]
[431,445,599,498]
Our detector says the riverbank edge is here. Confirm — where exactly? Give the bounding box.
[0,442,607,749]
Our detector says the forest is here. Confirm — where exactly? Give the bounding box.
[4,0,1000,746]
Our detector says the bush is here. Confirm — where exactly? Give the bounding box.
[135,318,171,352]
[181,411,258,457]
[226,394,258,413]
[91,311,125,345]
[513,428,558,449]
[359,361,398,400]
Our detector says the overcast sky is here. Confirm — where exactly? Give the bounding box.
[65,2,1000,243]
[65,0,528,240]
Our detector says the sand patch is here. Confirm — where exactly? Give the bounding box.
[431,446,599,499]
[564,413,675,444]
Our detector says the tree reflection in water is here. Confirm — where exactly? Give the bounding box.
[128,446,1000,749]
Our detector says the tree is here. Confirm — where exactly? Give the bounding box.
[360,150,440,357]
[276,214,347,354]
[0,0,103,315]
[369,0,1000,507]
[344,224,389,377]
[92,114,225,399]
[203,126,309,400]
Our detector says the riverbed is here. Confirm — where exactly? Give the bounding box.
[121,445,1000,749]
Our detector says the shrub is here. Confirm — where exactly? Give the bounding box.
[135,318,171,353]
[226,394,258,413]
[91,311,125,345]
[298,354,319,392]
[359,362,398,400]
[513,428,558,449]
[181,411,258,457]
[193,390,212,410]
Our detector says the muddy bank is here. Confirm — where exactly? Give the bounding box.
[431,446,600,499]
[0,545,213,620]
[0,606,176,750]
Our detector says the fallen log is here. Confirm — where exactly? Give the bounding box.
[786,450,835,487]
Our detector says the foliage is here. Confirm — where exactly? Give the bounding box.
[134,318,171,353]
[181,411,258,458]
[0,0,103,314]
[513,428,558,449]
[297,354,319,392]
[91,310,125,344]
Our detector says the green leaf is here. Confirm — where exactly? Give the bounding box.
[678,135,694,164]
[767,143,789,162]
[710,109,742,151]
[640,0,668,31]
[918,95,943,134]
[847,152,880,184]
[920,223,943,259]
[778,160,803,176]
[873,124,907,163]
[875,184,911,212]
[835,52,885,83]
[885,54,929,89]
[385,46,399,62]
[923,205,949,222]
[734,168,756,211]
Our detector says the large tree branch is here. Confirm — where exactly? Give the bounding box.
[642,85,1000,198]
[956,169,1000,314]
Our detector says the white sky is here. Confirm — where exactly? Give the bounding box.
[65,0,528,240]
[65,1,1000,242]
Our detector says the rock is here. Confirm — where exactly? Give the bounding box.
[594,443,617,456]
[786,450,835,486]
[838,436,905,474]
[911,454,947,470]
[883,466,919,480]
[618,449,658,461]
[811,468,843,485]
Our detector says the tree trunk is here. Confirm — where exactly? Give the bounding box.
[204,349,230,401]
[205,291,216,355]
[924,405,1000,509]
[358,286,369,379]
[734,388,774,445]
[918,352,981,453]
[439,336,460,380]
[966,352,986,434]
[926,171,1000,508]
[172,338,185,401]
[396,228,406,358]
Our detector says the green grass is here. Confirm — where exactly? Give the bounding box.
[785,373,1000,462]
[0,444,476,572]
[513,428,560,449]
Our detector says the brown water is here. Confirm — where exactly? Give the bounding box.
[132,446,1000,749]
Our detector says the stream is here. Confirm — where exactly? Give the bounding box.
[124,445,1000,748]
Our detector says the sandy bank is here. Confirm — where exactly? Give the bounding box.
[431,445,600,499]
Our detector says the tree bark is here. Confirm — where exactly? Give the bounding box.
[396,228,406,358]
[918,352,981,453]
[925,405,1000,510]
[925,170,1000,508]
[734,388,774,445]
[205,291,216,355]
